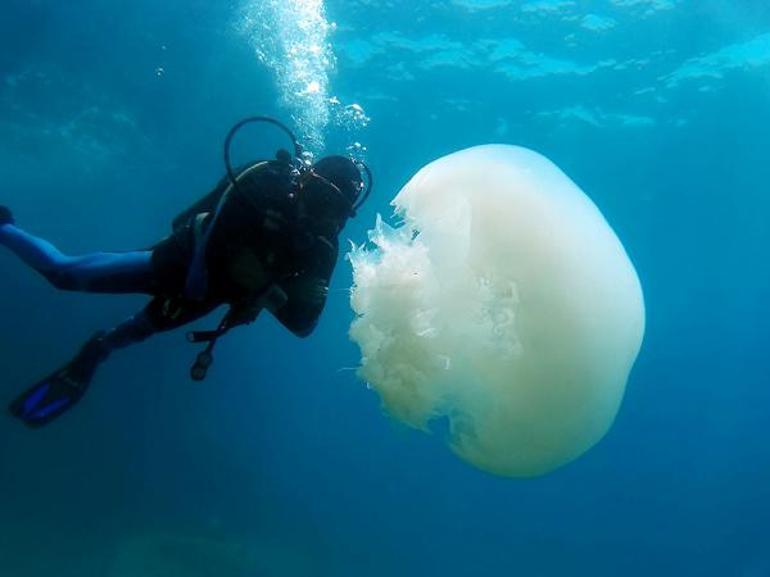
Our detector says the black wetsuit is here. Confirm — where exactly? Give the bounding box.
[149,160,338,337]
[2,159,345,426]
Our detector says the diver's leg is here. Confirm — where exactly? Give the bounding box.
[0,220,154,294]
[63,298,219,389]
[8,313,157,427]
[9,299,219,427]
[42,297,220,386]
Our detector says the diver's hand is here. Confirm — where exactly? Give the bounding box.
[310,278,329,307]
[296,277,329,308]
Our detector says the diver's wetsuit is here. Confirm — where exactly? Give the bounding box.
[149,159,339,337]
[0,160,339,356]
[3,146,365,428]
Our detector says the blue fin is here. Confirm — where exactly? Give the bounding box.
[9,371,86,428]
[9,333,106,428]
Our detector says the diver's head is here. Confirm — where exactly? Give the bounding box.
[300,155,364,223]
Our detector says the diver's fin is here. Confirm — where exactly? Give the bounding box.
[8,370,87,428]
[8,332,107,428]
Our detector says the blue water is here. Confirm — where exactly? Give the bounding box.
[1,1,769,575]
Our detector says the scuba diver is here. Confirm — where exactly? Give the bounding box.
[0,117,372,428]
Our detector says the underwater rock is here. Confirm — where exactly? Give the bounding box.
[108,531,316,577]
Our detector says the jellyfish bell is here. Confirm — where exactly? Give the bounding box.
[348,145,645,478]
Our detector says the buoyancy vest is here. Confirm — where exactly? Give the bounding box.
[175,160,309,304]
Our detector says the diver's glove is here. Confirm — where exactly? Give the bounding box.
[0,206,14,226]
[295,276,329,308]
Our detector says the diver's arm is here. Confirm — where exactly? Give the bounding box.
[300,234,338,308]
[271,235,339,337]
[286,239,337,311]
